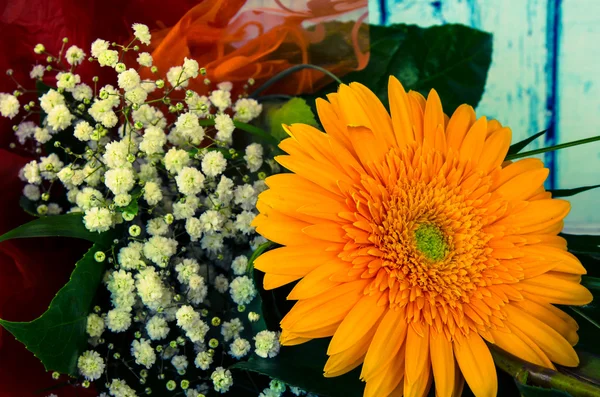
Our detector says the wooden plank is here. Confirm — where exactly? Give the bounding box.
[554,0,600,232]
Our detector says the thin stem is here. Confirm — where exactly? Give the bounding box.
[249,64,343,98]
[570,307,600,330]
[198,118,278,145]
[506,135,600,160]
[490,346,600,396]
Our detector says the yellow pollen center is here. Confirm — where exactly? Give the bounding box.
[414,223,448,262]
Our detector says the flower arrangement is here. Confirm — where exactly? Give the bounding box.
[1,2,600,397]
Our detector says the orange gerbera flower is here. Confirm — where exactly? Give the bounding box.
[252,77,593,397]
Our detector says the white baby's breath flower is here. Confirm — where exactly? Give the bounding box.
[201,233,224,253]
[235,211,255,235]
[114,193,131,207]
[117,68,141,91]
[131,338,156,369]
[175,112,205,145]
[171,355,189,372]
[14,121,36,144]
[214,274,229,294]
[39,153,64,180]
[175,258,200,284]
[84,207,113,232]
[183,57,200,78]
[209,90,231,112]
[65,45,85,65]
[146,217,168,236]
[143,236,178,267]
[231,255,248,275]
[254,330,280,358]
[106,308,132,333]
[132,23,151,45]
[234,98,262,123]
[234,184,257,211]
[167,66,188,89]
[33,126,52,144]
[229,337,251,359]
[76,187,103,210]
[0,93,19,119]
[146,315,169,340]
[139,126,166,155]
[143,181,163,206]
[97,49,119,67]
[214,113,235,144]
[47,203,62,215]
[46,104,74,131]
[104,167,135,195]
[201,151,227,177]
[186,92,210,117]
[229,275,256,305]
[29,64,45,79]
[164,147,190,174]
[211,367,233,393]
[194,351,213,370]
[118,241,144,270]
[74,120,93,141]
[91,39,110,58]
[137,52,153,67]
[124,86,148,105]
[244,143,263,172]
[185,217,202,241]
[217,81,233,91]
[108,379,136,397]
[77,350,105,381]
[23,184,41,201]
[71,83,93,101]
[175,167,205,196]
[221,318,244,342]
[39,89,65,113]
[173,195,199,220]
[135,267,171,310]
[56,72,80,90]
[86,313,105,338]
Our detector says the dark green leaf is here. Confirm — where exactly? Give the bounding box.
[246,242,275,334]
[315,23,493,114]
[549,185,600,198]
[569,277,600,355]
[560,351,600,388]
[506,135,600,161]
[0,213,105,244]
[507,130,548,156]
[0,242,108,375]
[266,98,318,141]
[516,383,572,397]
[231,339,364,397]
[562,234,600,255]
[19,196,40,217]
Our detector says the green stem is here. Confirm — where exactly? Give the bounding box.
[249,64,343,98]
[490,346,600,396]
[506,135,600,160]
[198,119,278,145]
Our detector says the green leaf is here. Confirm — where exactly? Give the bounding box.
[560,351,600,388]
[246,242,275,334]
[266,98,318,141]
[562,234,600,255]
[0,243,108,375]
[0,215,113,375]
[516,383,572,397]
[569,277,600,356]
[549,184,600,198]
[317,23,493,113]
[507,129,547,156]
[0,213,105,244]
[231,339,364,397]
[115,186,144,216]
[505,135,600,161]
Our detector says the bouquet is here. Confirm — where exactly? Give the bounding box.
[1,1,600,397]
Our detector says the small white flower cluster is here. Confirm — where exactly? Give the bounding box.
[5,23,294,397]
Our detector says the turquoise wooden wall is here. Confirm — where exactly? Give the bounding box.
[370,0,600,233]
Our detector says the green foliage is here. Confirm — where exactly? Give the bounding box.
[550,184,600,198]
[507,129,548,156]
[0,213,105,244]
[314,23,493,114]
[516,383,573,397]
[266,98,319,141]
[231,339,364,397]
[0,214,113,375]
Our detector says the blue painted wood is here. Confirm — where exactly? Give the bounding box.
[373,0,600,232]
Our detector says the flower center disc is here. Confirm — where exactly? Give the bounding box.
[414,223,447,262]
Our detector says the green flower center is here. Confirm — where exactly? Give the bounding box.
[414,223,448,262]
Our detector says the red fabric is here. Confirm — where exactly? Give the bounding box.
[0,1,196,395]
